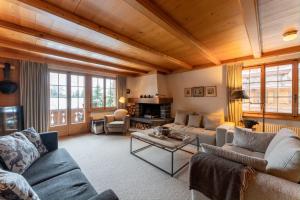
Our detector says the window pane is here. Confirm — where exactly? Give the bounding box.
[58,98,67,110]
[50,73,58,85]
[70,75,85,124]
[71,75,78,87]
[71,87,79,98]
[50,86,58,98]
[92,77,104,108]
[78,87,84,98]
[78,98,85,109]
[50,98,58,110]
[105,79,116,107]
[59,86,67,98]
[265,64,292,114]
[59,74,67,85]
[250,68,261,82]
[78,76,84,86]
[71,98,78,109]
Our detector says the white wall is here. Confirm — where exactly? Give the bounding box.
[126,74,158,98]
[167,66,227,116]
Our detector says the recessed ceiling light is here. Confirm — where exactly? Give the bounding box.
[283,30,298,41]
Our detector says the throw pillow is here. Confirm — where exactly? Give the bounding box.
[266,136,300,183]
[265,128,297,159]
[201,143,268,171]
[203,115,222,130]
[21,127,48,155]
[0,132,40,174]
[114,109,128,121]
[174,111,188,125]
[0,169,40,200]
[187,114,201,127]
[232,127,275,153]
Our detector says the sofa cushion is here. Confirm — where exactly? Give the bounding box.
[33,169,97,200]
[23,148,79,186]
[114,109,128,121]
[0,132,40,174]
[232,127,275,153]
[0,169,40,200]
[106,121,124,128]
[184,127,216,145]
[174,111,188,125]
[21,127,48,155]
[222,143,265,159]
[203,115,222,130]
[202,144,268,171]
[265,128,297,159]
[266,136,300,183]
[187,114,201,128]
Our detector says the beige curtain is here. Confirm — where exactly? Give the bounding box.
[117,76,126,109]
[226,63,243,126]
[20,61,49,132]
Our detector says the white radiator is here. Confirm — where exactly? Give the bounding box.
[254,119,300,136]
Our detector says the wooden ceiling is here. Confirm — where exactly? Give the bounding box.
[0,0,299,75]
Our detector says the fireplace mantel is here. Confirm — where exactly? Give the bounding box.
[128,97,173,104]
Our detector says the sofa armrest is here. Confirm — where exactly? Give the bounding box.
[225,130,234,144]
[40,131,58,152]
[88,190,119,200]
[216,123,234,147]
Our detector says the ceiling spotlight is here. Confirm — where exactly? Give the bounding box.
[283,30,298,41]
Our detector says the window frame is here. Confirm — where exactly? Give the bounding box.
[91,76,117,111]
[242,60,299,120]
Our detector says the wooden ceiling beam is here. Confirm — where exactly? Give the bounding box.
[239,0,262,58]
[0,38,147,74]
[0,20,170,74]
[17,0,192,69]
[0,47,134,76]
[124,0,220,65]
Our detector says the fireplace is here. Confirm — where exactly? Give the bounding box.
[128,97,173,129]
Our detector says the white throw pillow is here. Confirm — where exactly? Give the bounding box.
[0,132,40,174]
[187,114,201,128]
[265,128,297,159]
[174,111,188,125]
[21,127,48,155]
[203,115,222,130]
[114,109,128,121]
[266,136,300,183]
[201,143,268,171]
[0,169,40,200]
[232,127,275,153]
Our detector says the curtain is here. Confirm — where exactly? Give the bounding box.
[117,76,126,109]
[226,63,243,126]
[20,61,49,132]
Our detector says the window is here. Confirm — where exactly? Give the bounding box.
[265,64,292,113]
[242,61,298,118]
[92,77,116,109]
[49,72,67,126]
[105,78,116,108]
[242,68,261,112]
[71,75,85,123]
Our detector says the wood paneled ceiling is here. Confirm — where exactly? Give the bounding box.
[0,0,299,75]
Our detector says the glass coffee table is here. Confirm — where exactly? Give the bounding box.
[130,129,199,177]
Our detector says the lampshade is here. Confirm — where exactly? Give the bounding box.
[118,96,126,104]
[231,90,249,100]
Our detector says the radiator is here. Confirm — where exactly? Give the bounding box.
[254,119,300,136]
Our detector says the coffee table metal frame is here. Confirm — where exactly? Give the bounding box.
[130,135,199,177]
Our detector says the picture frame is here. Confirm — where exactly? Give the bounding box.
[184,88,192,97]
[192,87,204,97]
[205,86,217,97]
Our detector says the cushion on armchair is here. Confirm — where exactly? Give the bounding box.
[114,109,128,121]
[107,121,124,128]
[201,143,268,171]
[232,127,275,153]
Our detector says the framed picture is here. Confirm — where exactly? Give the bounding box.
[205,86,217,97]
[192,87,204,97]
[184,88,192,97]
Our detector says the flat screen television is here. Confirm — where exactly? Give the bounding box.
[0,106,24,136]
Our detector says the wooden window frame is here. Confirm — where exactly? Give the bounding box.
[242,60,299,121]
[91,76,117,112]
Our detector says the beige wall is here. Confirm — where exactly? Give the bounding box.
[126,74,159,98]
[167,66,227,116]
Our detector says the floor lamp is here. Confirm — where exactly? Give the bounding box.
[231,89,265,131]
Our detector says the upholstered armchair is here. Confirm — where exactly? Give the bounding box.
[104,109,130,134]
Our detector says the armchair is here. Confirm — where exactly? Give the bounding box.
[104,109,130,135]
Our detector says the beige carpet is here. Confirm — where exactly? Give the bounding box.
[59,134,198,200]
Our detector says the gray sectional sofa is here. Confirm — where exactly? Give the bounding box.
[0,131,118,200]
